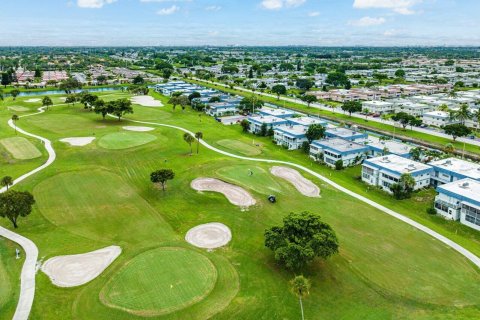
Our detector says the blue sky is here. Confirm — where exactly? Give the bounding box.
[0,0,479,46]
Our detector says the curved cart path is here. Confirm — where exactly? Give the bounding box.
[1,106,56,320]
[122,116,480,269]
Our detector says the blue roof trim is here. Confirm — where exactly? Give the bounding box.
[436,187,480,208]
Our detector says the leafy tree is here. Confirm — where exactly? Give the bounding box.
[168,96,184,110]
[392,112,415,130]
[183,133,195,154]
[239,96,264,112]
[341,101,362,117]
[335,159,344,170]
[94,99,114,120]
[302,95,317,108]
[150,169,175,191]
[96,75,107,84]
[11,114,19,134]
[240,119,250,132]
[395,69,406,78]
[305,124,325,143]
[0,90,3,102]
[295,79,314,91]
[265,211,339,270]
[10,89,20,101]
[132,75,145,85]
[65,94,77,106]
[162,68,173,80]
[1,176,13,191]
[291,276,311,320]
[178,95,190,111]
[79,93,98,110]
[272,84,286,100]
[209,96,221,103]
[445,59,455,66]
[221,65,239,74]
[443,123,471,141]
[34,68,42,78]
[0,190,35,228]
[111,99,133,121]
[1,73,12,87]
[326,71,349,87]
[248,68,254,79]
[301,141,310,154]
[444,143,455,154]
[188,91,201,102]
[390,173,416,200]
[259,123,268,136]
[59,78,82,94]
[195,132,203,154]
[409,147,422,161]
[42,96,53,111]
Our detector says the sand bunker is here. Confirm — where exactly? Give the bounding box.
[270,166,320,197]
[122,126,155,132]
[41,246,121,287]
[60,137,96,146]
[191,178,256,207]
[130,95,163,107]
[185,223,232,249]
[24,98,41,103]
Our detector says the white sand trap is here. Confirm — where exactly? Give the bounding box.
[130,95,163,107]
[60,137,96,146]
[41,246,121,287]
[185,223,232,249]
[270,166,320,197]
[122,126,155,132]
[24,98,41,103]
[191,178,256,207]
[59,97,67,102]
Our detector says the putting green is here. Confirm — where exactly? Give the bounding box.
[98,132,157,150]
[8,106,30,112]
[216,164,284,194]
[0,137,42,160]
[216,139,262,156]
[100,247,217,317]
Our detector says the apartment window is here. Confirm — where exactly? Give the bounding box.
[435,202,449,213]
[463,204,480,226]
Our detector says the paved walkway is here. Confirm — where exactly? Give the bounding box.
[124,116,480,269]
[193,78,480,148]
[0,106,56,320]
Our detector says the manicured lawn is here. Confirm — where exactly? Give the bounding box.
[0,238,22,320]
[1,91,480,319]
[98,132,157,150]
[216,139,262,156]
[101,247,218,316]
[0,137,42,160]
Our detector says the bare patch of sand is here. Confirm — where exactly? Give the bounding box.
[130,95,163,107]
[41,246,121,287]
[185,223,232,249]
[122,126,155,132]
[191,178,256,207]
[270,166,320,197]
[24,98,41,103]
[60,137,96,146]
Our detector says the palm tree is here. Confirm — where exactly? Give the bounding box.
[195,132,203,154]
[437,104,450,112]
[454,103,472,125]
[291,275,311,320]
[1,176,13,190]
[473,109,480,132]
[11,114,19,134]
[183,132,195,155]
[444,143,455,155]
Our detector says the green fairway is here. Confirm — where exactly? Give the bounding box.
[216,164,285,194]
[101,247,217,316]
[98,132,157,150]
[216,139,262,156]
[0,239,22,320]
[0,137,42,160]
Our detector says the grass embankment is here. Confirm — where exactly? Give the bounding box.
[1,91,480,319]
[186,78,480,158]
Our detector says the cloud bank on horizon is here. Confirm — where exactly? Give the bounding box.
[0,0,477,46]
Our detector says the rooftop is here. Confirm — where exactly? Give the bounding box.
[326,127,366,138]
[274,124,308,136]
[287,116,326,127]
[365,154,432,174]
[313,138,368,153]
[248,115,287,125]
[429,157,480,180]
[438,178,480,202]
[258,106,295,117]
[367,138,413,155]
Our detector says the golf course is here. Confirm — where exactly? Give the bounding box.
[1,91,480,319]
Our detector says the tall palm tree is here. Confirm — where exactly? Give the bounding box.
[454,104,472,125]
[1,176,13,190]
[11,114,19,134]
[437,104,450,112]
[183,132,195,155]
[291,275,311,320]
[195,132,203,154]
[473,109,480,132]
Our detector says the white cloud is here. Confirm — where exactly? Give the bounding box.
[308,11,320,17]
[261,0,306,10]
[353,0,422,15]
[156,5,179,15]
[77,0,117,8]
[349,16,386,27]
[205,5,221,11]
[208,30,220,36]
